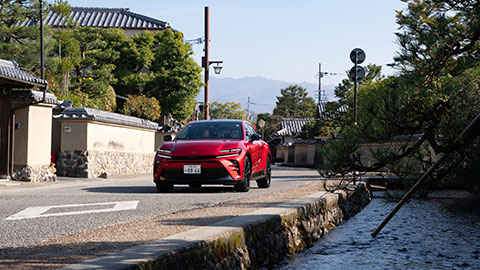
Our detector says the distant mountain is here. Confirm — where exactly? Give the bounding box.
[196,76,336,114]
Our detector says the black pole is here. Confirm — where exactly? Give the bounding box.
[39,0,46,102]
[353,52,358,126]
[372,154,448,237]
[204,6,210,120]
[40,0,44,81]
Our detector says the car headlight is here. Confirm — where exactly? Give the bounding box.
[156,149,172,159]
[217,148,242,158]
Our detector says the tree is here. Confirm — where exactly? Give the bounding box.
[122,94,161,121]
[257,113,283,140]
[302,64,384,140]
[0,0,54,74]
[67,27,128,111]
[272,85,317,118]
[393,0,480,81]
[209,101,246,120]
[118,29,202,122]
[316,0,480,191]
[49,0,76,96]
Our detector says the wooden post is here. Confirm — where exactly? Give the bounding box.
[0,87,12,179]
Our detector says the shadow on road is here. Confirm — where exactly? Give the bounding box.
[82,185,258,194]
[82,186,158,194]
[0,240,146,270]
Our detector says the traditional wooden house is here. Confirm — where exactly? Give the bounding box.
[0,59,57,181]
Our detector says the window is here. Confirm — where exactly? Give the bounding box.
[244,123,255,141]
[176,121,243,140]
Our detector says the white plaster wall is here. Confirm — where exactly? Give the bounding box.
[27,105,53,165]
[13,104,53,166]
[86,122,155,154]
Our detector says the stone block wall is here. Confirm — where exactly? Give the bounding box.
[56,150,153,178]
[13,164,57,182]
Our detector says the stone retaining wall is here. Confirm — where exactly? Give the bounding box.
[138,183,371,269]
[56,150,153,178]
[13,164,57,182]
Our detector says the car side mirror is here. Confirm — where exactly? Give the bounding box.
[164,134,173,142]
[251,133,262,141]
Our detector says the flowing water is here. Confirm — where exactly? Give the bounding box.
[274,194,480,270]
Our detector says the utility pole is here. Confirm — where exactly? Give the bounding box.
[202,7,223,120]
[316,62,336,104]
[246,97,256,120]
[247,97,250,120]
[318,63,322,104]
[203,6,210,120]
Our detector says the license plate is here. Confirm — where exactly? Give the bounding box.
[184,165,201,174]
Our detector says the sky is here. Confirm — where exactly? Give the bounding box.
[65,0,407,88]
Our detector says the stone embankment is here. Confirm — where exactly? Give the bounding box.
[64,183,371,270]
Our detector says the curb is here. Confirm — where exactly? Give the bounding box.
[61,183,371,270]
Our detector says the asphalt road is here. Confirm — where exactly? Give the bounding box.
[0,166,320,249]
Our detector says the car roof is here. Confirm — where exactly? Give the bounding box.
[189,119,245,124]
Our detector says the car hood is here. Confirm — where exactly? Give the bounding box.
[163,139,243,156]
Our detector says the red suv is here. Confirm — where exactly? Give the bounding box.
[153,120,271,192]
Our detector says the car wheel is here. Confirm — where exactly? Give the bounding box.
[189,184,202,188]
[156,183,173,193]
[235,157,251,192]
[256,156,271,188]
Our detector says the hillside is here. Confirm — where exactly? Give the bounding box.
[196,76,336,114]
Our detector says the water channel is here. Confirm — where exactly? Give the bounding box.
[274,193,480,270]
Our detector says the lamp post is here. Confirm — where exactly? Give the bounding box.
[202,6,223,120]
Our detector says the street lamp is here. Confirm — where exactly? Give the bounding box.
[212,61,223,74]
[203,6,223,120]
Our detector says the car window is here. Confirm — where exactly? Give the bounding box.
[244,123,255,141]
[176,122,243,140]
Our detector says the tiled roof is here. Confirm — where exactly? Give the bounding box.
[318,102,348,121]
[12,90,57,105]
[20,7,170,30]
[55,107,159,130]
[0,59,48,88]
[275,118,316,137]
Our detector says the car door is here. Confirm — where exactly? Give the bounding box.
[244,122,262,173]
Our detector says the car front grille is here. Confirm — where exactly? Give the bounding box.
[160,167,230,179]
[171,155,218,160]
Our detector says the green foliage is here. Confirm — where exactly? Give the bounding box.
[1,3,203,121]
[135,29,203,121]
[65,27,128,111]
[300,121,336,140]
[0,0,54,73]
[255,113,281,140]
[393,0,480,81]
[209,101,246,120]
[272,85,317,118]
[122,94,161,121]
[319,126,360,177]
[49,0,76,96]
[317,1,480,190]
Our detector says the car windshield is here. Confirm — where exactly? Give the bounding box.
[176,122,243,140]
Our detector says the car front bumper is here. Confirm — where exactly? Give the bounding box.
[153,156,244,185]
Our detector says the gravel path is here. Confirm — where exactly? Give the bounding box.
[0,171,333,270]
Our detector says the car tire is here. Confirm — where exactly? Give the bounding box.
[156,183,173,193]
[235,157,251,192]
[189,184,202,188]
[256,156,271,188]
